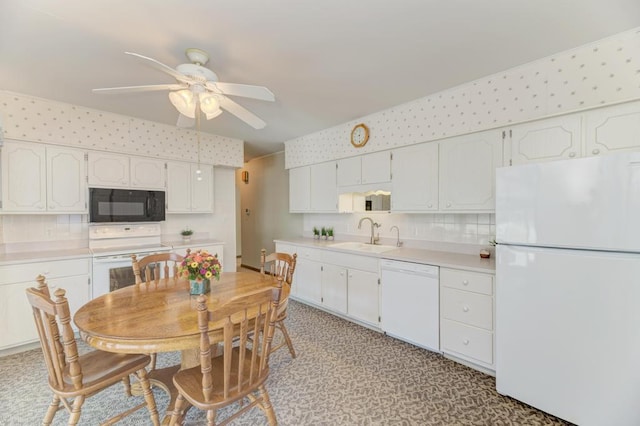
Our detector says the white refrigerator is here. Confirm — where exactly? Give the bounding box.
[495,152,640,426]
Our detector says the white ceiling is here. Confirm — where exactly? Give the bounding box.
[2,0,640,161]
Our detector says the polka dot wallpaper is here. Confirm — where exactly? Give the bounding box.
[0,91,244,168]
[285,28,640,169]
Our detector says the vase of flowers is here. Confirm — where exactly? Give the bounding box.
[178,249,222,295]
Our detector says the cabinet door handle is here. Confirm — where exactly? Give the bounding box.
[463,306,469,312]
[569,152,576,158]
[463,339,470,345]
[428,203,433,208]
[462,280,469,286]
[446,202,452,208]
[592,149,600,155]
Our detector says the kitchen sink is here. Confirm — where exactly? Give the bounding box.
[328,241,397,253]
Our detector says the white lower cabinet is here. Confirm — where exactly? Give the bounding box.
[346,269,379,326]
[275,243,380,327]
[321,263,347,314]
[439,267,495,372]
[294,259,323,305]
[0,257,91,351]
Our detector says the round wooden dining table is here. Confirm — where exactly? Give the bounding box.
[74,271,284,423]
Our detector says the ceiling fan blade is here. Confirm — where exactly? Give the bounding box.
[124,52,191,83]
[219,97,266,129]
[176,114,195,128]
[93,83,187,94]
[206,82,275,102]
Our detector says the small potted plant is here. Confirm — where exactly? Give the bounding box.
[321,227,327,240]
[181,228,194,243]
[313,227,320,240]
[327,227,334,241]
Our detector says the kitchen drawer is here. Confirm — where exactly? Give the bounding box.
[441,287,493,330]
[322,250,378,272]
[440,268,493,295]
[274,243,298,256]
[296,246,323,261]
[441,319,493,365]
[0,258,90,286]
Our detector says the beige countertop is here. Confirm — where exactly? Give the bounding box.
[0,248,92,266]
[0,238,225,266]
[275,238,495,274]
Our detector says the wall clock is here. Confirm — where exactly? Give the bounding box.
[350,123,370,148]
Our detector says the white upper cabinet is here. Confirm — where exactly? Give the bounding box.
[129,157,166,190]
[584,101,640,156]
[166,161,214,213]
[191,164,214,212]
[46,146,87,212]
[289,166,311,212]
[1,141,86,213]
[507,115,582,165]
[87,152,130,188]
[88,152,165,190]
[439,129,503,211]
[310,162,338,212]
[337,151,391,186]
[391,143,439,212]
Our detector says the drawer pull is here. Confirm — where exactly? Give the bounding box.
[463,306,469,312]
[463,339,470,345]
[462,280,469,286]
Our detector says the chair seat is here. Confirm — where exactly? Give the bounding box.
[173,347,268,410]
[56,351,151,396]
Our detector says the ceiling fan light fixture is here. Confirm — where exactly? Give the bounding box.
[199,92,221,115]
[169,89,196,118]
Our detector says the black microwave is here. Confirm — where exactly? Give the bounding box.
[89,188,166,223]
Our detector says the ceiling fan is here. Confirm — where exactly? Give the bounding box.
[93,48,275,129]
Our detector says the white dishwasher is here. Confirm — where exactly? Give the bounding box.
[380,259,440,352]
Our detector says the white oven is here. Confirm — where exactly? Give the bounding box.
[89,223,170,299]
[92,247,170,298]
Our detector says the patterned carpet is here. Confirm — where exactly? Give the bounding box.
[0,301,571,425]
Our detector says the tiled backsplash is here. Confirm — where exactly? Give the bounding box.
[304,212,495,254]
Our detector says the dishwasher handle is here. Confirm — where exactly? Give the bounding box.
[380,260,439,277]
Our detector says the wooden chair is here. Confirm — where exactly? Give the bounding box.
[131,252,185,284]
[131,252,185,370]
[260,248,298,358]
[25,275,160,426]
[169,278,284,426]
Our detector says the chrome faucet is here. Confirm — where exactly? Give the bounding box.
[358,217,381,245]
[390,225,403,247]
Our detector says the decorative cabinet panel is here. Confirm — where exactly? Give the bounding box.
[129,157,166,189]
[321,263,348,314]
[289,163,337,213]
[584,101,640,156]
[0,258,90,351]
[440,268,495,371]
[507,115,582,165]
[294,259,323,305]
[87,152,130,188]
[289,166,311,212]
[337,151,391,186]
[310,162,337,212]
[439,129,503,211]
[88,152,165,190]
[391,142,439,211]
[47,146,87,212]
[166,161,214,213]
[346,268,379,326]
[1,141,86,213]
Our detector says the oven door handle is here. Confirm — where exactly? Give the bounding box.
[93,254,135,263]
